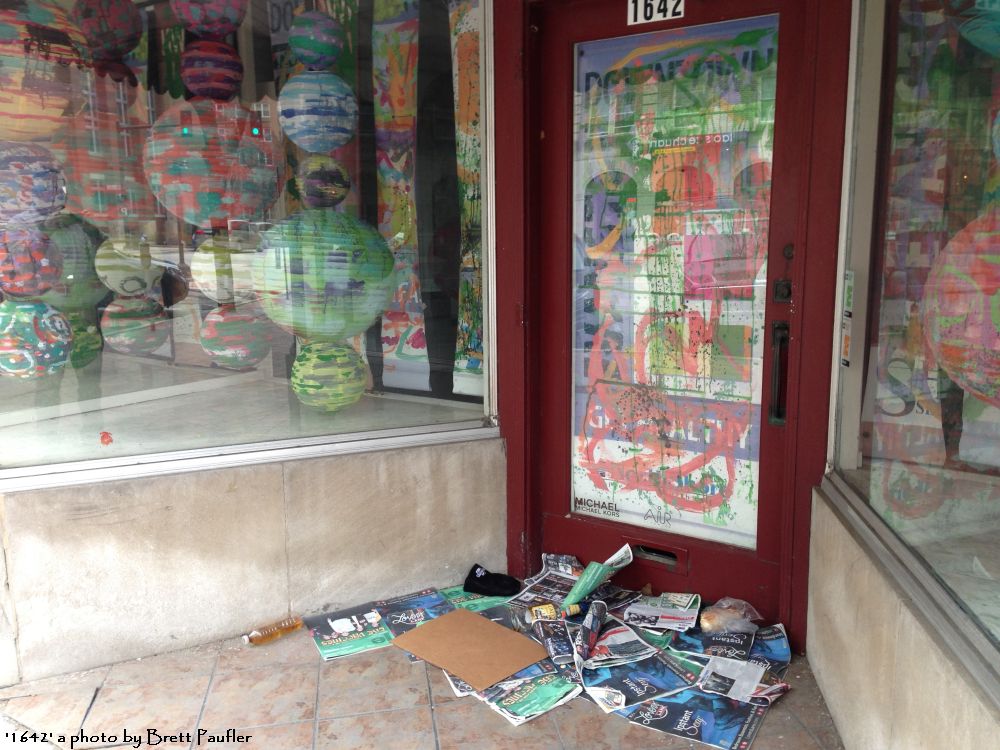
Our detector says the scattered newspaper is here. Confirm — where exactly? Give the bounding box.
[562,544,633,608]
[617,688,768,749]
[440,584,512,613]
[621,593,701,632]
[583,649,700,712]
[669,627,755,660]
[697,656,767,703]
[747,624,792,677]
[572,600,658,671]
[480,671,581,725]
[303,603,392,660]
[531,618,574,665]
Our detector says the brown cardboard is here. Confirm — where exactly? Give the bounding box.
[391,608,548,691]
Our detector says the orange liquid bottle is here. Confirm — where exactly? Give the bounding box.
[242,616,303,645]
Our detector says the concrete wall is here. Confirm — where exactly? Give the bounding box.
[808,490,1000,749]
[0,438,507,685]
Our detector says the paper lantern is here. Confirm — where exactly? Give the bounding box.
[254,209,394,341]
[38,214,106,310]
[0,224,61,298]
[0,143,66,223]
[278,71,357,154]
[291,342,366,411]
[200,304,270,369]
[0,298,71,378]
[71,0,143,62]
[922,210,1000,407]
[100,295,170,354]
[181,40,243,100]
[64,309,102,368]
[289,11,346,70]
[144,98,284,229]
[0,0,87,141]
[95,238,165,296]
[297,155,350,208]
[189,235,257,303]
[170,0,247,38]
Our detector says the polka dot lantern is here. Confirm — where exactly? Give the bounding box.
[71,0,143,62]
[199,304,270,369]
[289,11,346,70]
[253,209,395,342]
[0,142,66,223]
[922,209,1000,408]
[278,71,357,154]
[38,214,106,310]
[144,98,284,229]
[291,342,367,411]
[189,235,257,304]
[297,155,350,208]
[95,238,165,297]
[0,298,71,378]
[100,295,170,355]
[181,40,244,100]
[0,0,86,141]
[64,309,103,369]
[170,0,247,39]
[0,224,61,298]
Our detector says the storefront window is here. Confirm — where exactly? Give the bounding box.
[0,0,487,469]
[837,0,1000,647]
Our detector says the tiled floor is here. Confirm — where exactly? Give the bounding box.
[0,634,844,750]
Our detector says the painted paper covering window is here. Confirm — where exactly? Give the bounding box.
[839,0,1000,646]
[0,0,485,469]
[571,17,778,548]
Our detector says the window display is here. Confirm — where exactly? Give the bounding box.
[838,0,1000,647]
[0,0,486,469]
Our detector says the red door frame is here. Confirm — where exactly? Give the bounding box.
[495,0,851,650]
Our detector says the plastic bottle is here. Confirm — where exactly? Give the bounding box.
[242,616,303,645]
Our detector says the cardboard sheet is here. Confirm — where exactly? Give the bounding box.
[391,608,548,691]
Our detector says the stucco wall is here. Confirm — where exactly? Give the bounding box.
[0,438,507,685]
[808,490,1000,749]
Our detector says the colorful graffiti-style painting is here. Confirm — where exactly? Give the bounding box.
[448,0,484,396]
[571,17,779,548]
[373,0,430,391]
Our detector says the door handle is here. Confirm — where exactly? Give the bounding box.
[769,321,789,426]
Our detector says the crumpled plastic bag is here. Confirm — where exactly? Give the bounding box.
[699,597,763,634]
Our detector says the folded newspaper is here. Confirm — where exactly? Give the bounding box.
[583,649,700,712]
[621,593,701,632]
[617,688,768,749]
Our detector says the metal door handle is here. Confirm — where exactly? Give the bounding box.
[769,321,789,426]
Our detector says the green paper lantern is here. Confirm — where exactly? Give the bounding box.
[254,209,394,342]
[291,342,367,412]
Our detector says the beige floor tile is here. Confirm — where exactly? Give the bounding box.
[317,647,428,718]
[549,696,695,749]
[200,664,317,729]
[752,708,823,750]
[215,634,317,674]
[0,714,63,749]
[316,707,435,750]
[0,667,109,700]
[81,674,210,748]
[434,698,562,749]
[781,658,844,750]
[427,667,461,705]
[105,643,221,686]
[198,721,313,750]
[1,687,96,744]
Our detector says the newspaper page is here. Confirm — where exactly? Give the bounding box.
[618,689,768,749]
[303,603,392,660]
[747,624,791,677]
[697,656,767,703]
[439,584,512,613]
[483,672,582,725]
[583,649,700,712]
[562,544,633,608]
[669,628,755,660]
[531,618,575,665]
[621,593,701,632]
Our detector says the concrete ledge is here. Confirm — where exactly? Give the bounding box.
[0,438,507,684]
[808,486,1000,749]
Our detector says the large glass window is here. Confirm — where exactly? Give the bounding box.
[0,0,487,469]
[837,0,1000,647]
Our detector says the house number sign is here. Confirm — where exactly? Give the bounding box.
[628,0,685,25]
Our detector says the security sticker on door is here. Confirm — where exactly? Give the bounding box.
[628,0,685,25]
